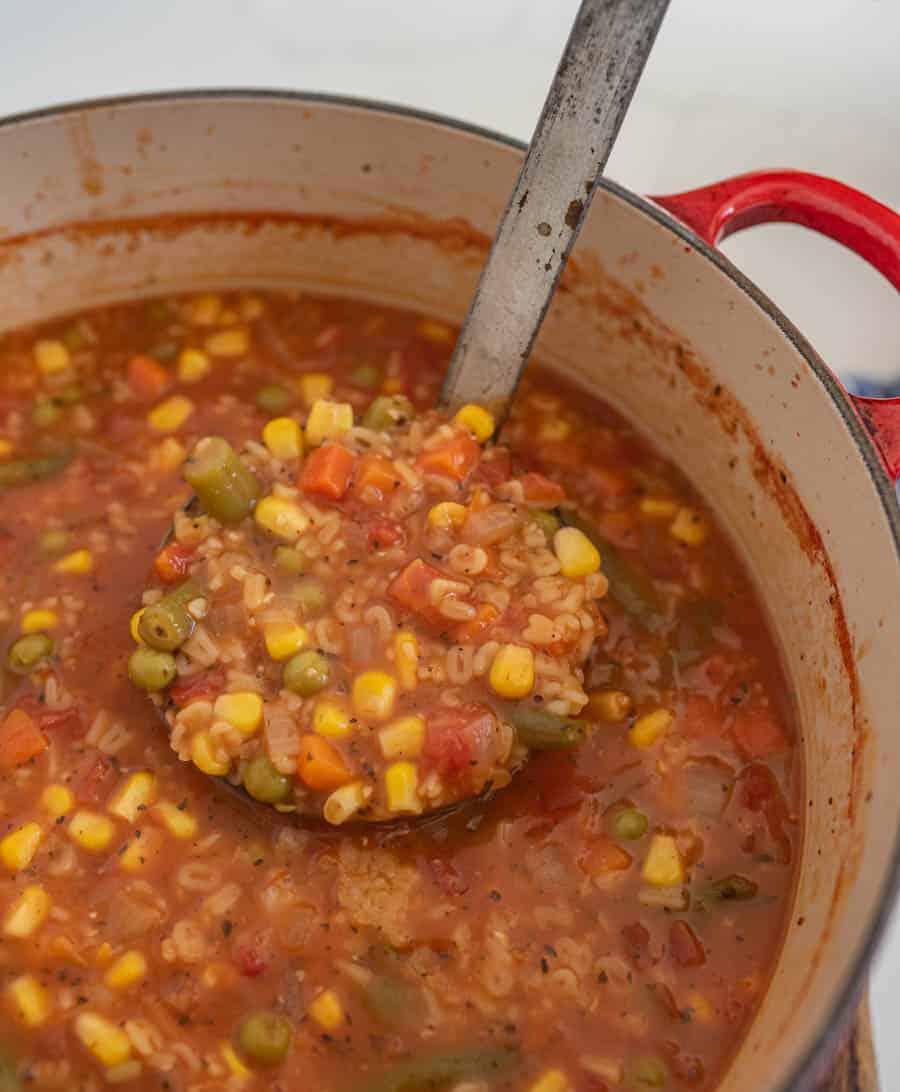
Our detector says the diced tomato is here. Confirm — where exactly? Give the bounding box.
[354,454,399,503]
[0,708,47,770]
[367,520,404,551]
[530,751,584,815]
[71,752,115,803]
[127,354,171,400]
[578,837,632,877]
[731,705,788,759]
[154,542,195,585]
[678,693,725,739]
[428,858,469,896]
[300,443,355,500]
[647,981,681,1021]
[235,945,267,978]
[621,921,651,965]
[417,433,480,481]
[38,706,84,736]
[737,763,793,863]
[669,920,706,967]
[170,667,226,707]
[473,448,512,488]
[387,558,445,620]
[422,703,495,782]
[520,471,565,505]
[454,602,498,643]
[536,441,583,471]
[585,464,632,500]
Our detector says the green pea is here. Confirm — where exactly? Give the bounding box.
[7,633,53,674]
[183,437,262,525]
[362,395,414,432]
[38,529,69,555]
[243,756,292,804]
[274,546,307,575]
[530,509,560,541]
[138,582,200,652]
[350,364,381,390]
[611,807,648,841]
[282,650,330,697]
[32,398,61,428]
[295,578,327,617]
[631,1058,667,1088]
[128,646,177,691]
[256,385,292,414]
[236,1011,293,1066]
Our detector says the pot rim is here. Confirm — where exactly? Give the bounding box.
[3,86,898,1087]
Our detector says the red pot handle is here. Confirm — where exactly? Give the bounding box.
[651,170,900,479]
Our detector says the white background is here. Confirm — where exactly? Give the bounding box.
[2,0,899,1080]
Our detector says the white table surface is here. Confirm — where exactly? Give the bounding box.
[2,0,899,1081]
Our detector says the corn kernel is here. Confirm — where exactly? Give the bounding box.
[6,974,51,1028]
[686,990,715,1024]
[352,671,397,722]
[95,942,114,966]
[629,708,672,749]
[489,644,535,699]
[642,834,685,887]
[177,348,212,384]
[104,950,148,991]
[129,609,146,644]
[297,372,334,406]
[68,810,115,853]
[214,692,263,737]
[188,293,223,325]
[427,501,468,532]
[379,715,425,759]
[34,339,71,375]
[312,699,353,739]
[107,771,157,822]
[153,800,198,840]
[21,609,58,633]
[529,1070,571,1092]
[393,631,419,692]
[191,731,231,776]
[147,395,194,433]
[205,328,250,358]
[308,989,345,1030]
[0,822,43,872]
[639,496,678,519]
[670,506,709,546]
[553,526,601,579]
[381,377,404,394]
[4,884,51,938]
[453,404,495,443]
[41,783,74,820]
[586,688,633,723]
[118,827,165,873]
[264,621,309,661]
[222,1041,251,1078]
[305,399,354,447]
[150,437,186,473]
[0,439,13,458]
[322,781,369,825]
[53,548,93,575]
[254,495,310,541]
[384,761,422,814]
[538,418,572,443]
[417,318,453,343]
[75,1011,132,1067]
[262,416,304,460]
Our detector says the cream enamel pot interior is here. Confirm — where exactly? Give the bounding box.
[1,91,899,1091]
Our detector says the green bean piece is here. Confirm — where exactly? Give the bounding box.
[611,807,648,841]
[358,1047,519,1092]
[283,650,330,697]
[138,581,200,652]
[363,975,423,1027]
[350,364,381,390]
[530,509,560,541]
[256,385,292,413]
[274,546,307,574]
[630,1057,668,1088]
[32,397,61,429]
[235,1011,293,1066]
[502,703,585,750]
[708,874,759,901]
[38,529,69,555]
[295,578,328,617]
[362,395,414,432]
[128,647,178,691]
[672,597,724,668]
[0,452,72,490]
[243,756,292,804]
[183,437,262,524]
[7,633,53,675]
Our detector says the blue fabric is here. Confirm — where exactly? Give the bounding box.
[841,375,900,495]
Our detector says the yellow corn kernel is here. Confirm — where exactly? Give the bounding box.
[312,699,353,739]
[670,506,709,546]
[453,404,495,443]
[21,609,58,633]
[4,884,51,938]
[104,950,147,991]
[147,394,194,433]
[393,631,419,692]
[529,1070,571,1092]
[297,372,334,406]
[489,644,535,699]
[352,671,397,722]
[629,708,673,750]
[188,293,223,326]
[34,339,71,375]
[53,548,93,575]
[68,810,115,853]
[222,1041,252,1078]
[686,990,715,1024]
[381,377,404,394]
[305,399,354,447]
[150,437,187,474]
[118,826,165,873]
[639,496,678,519]
[153,800,198,840]
[95,942,114,966]
[0,822,43,872]
[176,348,212,384]
[537,418,572,443]
[417,318,453,343]
[262,416,304,461]
[75,1011,132,1067]
[585,688,633,723]
[129,609,146,644]
[264,621,309,661]
[379,715,425,759]
[308,989,345,1030]
[41,783,74,820]
[205,327,250,358]
[107,771,157,822]
[642,833,685,887]
[322,781,369,826]
[427,502,468,532]
[6,974,51,1028]
[214,692,263,737]
[0,439,13,458]
[191,731,231,776]
[553,526,601,579]
[254,495,310,541]
[239,295,265,322]
[384,761,422,815]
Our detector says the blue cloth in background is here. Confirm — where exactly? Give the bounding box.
[841,375,900,495]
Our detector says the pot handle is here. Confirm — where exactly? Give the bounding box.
[651,170,900,480]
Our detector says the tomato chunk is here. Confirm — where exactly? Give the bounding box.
[732,705,788,758]
[422,703,496,783]
[154,542,195,585]
[0,708,47,770]
[368,520,404,551]
[387,558,445,619]
[170,667,226,707]
[417,432,480,481]
[300,443,355,500]
[520,471,565,505]
[127,354,171,400]
[669,920,706,967]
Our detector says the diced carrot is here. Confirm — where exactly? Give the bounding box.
[153,542,195,584]
[520,471,565,505]
[578,837,632,876]
[0,708,48,770]
[387,558,444,618]
[127,354,171,400]
[454,602,498,643]
[297,734,351,791]
[300,443,355,500]
[354,454,399,502]
[732,706,788,759]
[417,433,480,481]
[170,667,226,707]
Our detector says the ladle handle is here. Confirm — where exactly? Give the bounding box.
[439,0,670,417]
